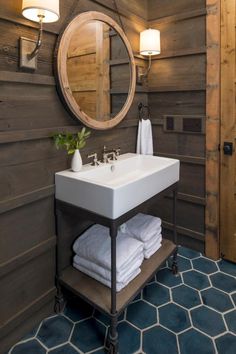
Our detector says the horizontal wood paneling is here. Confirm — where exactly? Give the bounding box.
[148,0,206,252]
[148,0,206,21]
[0,248,55,326]
[149,91,205,116]
[153,126,205,157]
[151,15,206,60]
[1,298,54,353]
[149,55,206,91]
[0,197,55,264]
[155,197,205,234]
[0,1,148,351]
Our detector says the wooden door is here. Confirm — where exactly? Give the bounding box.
[220,0,236,262]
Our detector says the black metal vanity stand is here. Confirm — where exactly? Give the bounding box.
[55,183,178,354]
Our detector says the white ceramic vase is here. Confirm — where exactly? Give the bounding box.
[71,149,82,172]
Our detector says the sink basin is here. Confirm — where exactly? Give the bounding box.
[55,153,180,219]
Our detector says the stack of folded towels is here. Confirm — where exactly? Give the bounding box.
[120,213,162,259]
[73,224,144,292]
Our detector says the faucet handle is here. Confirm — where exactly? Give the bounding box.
[88,153,99,166]
[114,148,121,157]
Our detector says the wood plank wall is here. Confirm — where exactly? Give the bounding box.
[147,0,207,252]
[0,0,148,351]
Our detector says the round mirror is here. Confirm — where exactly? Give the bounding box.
[55,11,136,130]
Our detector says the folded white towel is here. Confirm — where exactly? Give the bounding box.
[73,262,141,292]
[124,213,162,243]
[136,119,154,155]
[73,224,143,272]
[73,251,144,283]
[144,233,162,251]
[144,241,162,259]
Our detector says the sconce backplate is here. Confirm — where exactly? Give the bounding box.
[20,37,37,70]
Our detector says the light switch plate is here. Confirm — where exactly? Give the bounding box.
[19,37,37,70]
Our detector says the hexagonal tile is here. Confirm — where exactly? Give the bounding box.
[126,300,157,329]
[117,322,140,354]
[192,257,218,274]
[11,340,46,354]
[183,270,210,290]
[143,283,170,307]
[172,285,201,309]
[168,255,192,272]
[132,291,142,302]
[64,298,93,322]
[159,303,191,333]
[147,276,156,284]
[91,349,107,354]
[23,325,38,340]
[201,288,234,312]
[232,293,236,306]
[218,259,236,277]
[37,316,73,349]
[179,328,215,354]
[71,318,106,353]
[49,344,79,354]
[178,247,201,259]
[191,306,226,336]
[210,272,236,293]
[93,309,124,326]
[225,310,236,334]
[143,326,178,354]
[156,268,182,288]
[216,333,236,354]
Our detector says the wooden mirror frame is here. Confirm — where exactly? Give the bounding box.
[55,11,136,130]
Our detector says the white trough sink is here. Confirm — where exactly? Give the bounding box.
[55,153,180,219]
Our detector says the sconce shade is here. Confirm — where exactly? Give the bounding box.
[22,0,60,23]
[140,28,160,56]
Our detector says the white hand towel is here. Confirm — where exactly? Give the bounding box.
[136,120,142,154]
[124,213,162,242]
[73,224,143,272]
[73,252,144,283]
[73,262,141,292]
[144,233,162,251]
[141,119,153,155]
[144,241,162,259]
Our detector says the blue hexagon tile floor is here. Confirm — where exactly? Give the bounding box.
[8,246,236,354]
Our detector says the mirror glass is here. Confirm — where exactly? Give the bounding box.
[56,12,136,130]
[67,21,130,121]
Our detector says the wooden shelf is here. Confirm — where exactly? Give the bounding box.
[59,239,176,315]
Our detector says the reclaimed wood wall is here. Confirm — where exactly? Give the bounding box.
[147,0,207,252]
[0,0,148,351]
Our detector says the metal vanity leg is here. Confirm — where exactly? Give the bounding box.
[172,188,179,275]
[107,224,119,354]
[54,208,66,313]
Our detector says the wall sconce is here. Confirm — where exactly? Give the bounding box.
[137,28,161,83]
[20,0,60,70]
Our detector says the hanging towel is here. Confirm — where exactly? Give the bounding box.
[73,262,141,292]
[73,224,144,272]
[123,213,162,242]
[136,119,153,155]
[73,252,144,283]
[136,119,142,154]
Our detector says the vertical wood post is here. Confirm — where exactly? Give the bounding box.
[205,0,221,259]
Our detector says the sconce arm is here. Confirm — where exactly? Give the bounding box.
[27,15,44,60]
[140,55,152,80]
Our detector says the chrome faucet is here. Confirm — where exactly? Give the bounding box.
[87,153,99,166]
[102,146,121,163]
